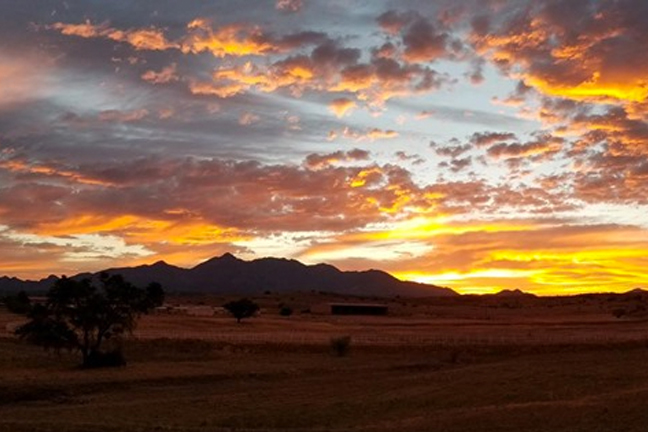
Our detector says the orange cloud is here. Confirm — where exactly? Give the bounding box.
[184,42,444,108]
[328,98,356,117]
[304,149,369,170]
[297,218,648,295]
[0,52,52,108]
[141,63,178,84]
[35,213,248,247]
[181,20,277,57]
[49,21,177,50]
[0,159,115,187]
[472,2,648,107]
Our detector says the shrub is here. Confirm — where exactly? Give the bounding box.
[612,308,626,318]
[84,349,126,369]
[223,298,260,323]
[279,306,293,317]
[3,291,32,315]
[330,335,352,357]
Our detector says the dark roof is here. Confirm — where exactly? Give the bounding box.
[329,303,388,308]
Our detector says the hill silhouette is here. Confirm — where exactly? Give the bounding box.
[0,253,457,298]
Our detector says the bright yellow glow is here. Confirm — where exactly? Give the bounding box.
[347,217,537,242]
[526,75,648,103]
[35,214,247,246]
[348,168,380,188]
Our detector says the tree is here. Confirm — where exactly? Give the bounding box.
[223,298,259,323]
[279,306,293,317]
[3,290,32,314]
[15,273,164,368]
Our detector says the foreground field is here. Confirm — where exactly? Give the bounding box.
[2,307,648,432]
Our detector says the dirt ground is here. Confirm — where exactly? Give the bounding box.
[2,294,648,432]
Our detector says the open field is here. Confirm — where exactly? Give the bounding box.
[2,294,648,432]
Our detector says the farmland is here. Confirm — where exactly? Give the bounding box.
[2,292,648,432]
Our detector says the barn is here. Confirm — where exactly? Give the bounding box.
[329,303,388,316]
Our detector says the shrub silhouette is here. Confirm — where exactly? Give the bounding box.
[330,335,352,356]
[15,273,164,368]
[279,306,293,317]
[223,298,259,323]
[612,308,626,318]
[3,290,32,315]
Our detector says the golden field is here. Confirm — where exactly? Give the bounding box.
[1,292,648,432]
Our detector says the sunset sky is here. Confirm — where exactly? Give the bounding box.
[1,0,647,294]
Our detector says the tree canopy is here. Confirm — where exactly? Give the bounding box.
[2,290,31,314]
[223,298,259,323]
[16,273,164,368]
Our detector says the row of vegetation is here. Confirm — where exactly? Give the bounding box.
[1,274,275,368]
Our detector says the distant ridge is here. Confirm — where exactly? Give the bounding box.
[0,253,457,298]
[492,289,537,298]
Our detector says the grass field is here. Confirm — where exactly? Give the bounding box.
[2,296,648,432]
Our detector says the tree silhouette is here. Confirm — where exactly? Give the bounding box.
[3,290,32,314]
[223,298,259,323]
[15,273,164,368]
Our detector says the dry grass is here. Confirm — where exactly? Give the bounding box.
[2,298,648,432]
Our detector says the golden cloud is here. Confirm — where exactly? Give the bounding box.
[49,21,177,50]
[328,98,356,117]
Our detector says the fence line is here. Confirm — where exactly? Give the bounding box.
[132,329,648,347]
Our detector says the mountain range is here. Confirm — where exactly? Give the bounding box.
[0,253,457,298]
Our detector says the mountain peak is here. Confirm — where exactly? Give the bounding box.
[191,252,243,270]
[494,288,535,297]
[219,252,239,261]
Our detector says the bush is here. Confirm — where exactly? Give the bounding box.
[3,291,32,314]
[612,308,626,318]
[223,298,260,323]
[84,349,126,369]
[330,335,352,357]
[279,306,293,317]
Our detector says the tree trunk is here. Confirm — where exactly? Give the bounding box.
[81,347,90,367]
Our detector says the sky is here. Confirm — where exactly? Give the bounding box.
[0,0,647,295]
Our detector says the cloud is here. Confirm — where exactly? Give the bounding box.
[486,133,564,161]
[328,98,356,117]
[48,21,177,51]
[183,37,447,109]
[296,217,648,294]
[304,149,370,169]
[276,0,303,13]
[98,109,149,123]
[141,63,179,84]
[328,126,399,141]
[180,19,278,57]
[434,143,471,158]
[238,111,260,125]
[377,10,465,63]
[470,132,517,147]
[0,52,52,109]
[1,0,646,294]
[471,0,648,106]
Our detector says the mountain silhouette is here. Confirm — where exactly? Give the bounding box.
[492,288,537,298]
[0,253,457,298]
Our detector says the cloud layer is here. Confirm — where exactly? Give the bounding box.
[0,0,646,294]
